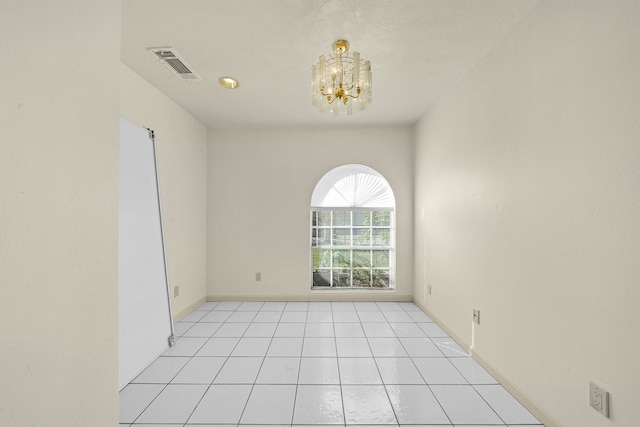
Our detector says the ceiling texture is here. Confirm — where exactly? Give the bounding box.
[122,0,538,129]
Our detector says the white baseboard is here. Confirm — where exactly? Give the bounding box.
[470,349,559,427]
[206,294,413,302]
[412,299,558,427]
[172,296,206,323]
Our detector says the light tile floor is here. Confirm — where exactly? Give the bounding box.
[120,301,543,427]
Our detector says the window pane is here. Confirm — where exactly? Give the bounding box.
[318,211,331,226]
[353,228,371,246]
[372,250,389,268]
[313,249,331,269]
[333,211,351,226]
[333,269,351,287]
[372,229,390,246]
[312,228,331,246]
[332,228,351,246]
[352,269,371,287]
[353,250,371,268]
[372,211,391,226]
[313,270,331,287]
[353,211,370,226]
[311,207,393,289]
[372,270,390,288]
[332,250,350,268]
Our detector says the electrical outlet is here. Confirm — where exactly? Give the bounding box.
[173,285,179,297]
[472,308,480,325]
[589,381,609,417]
[255,272,261,282]
[428,284,432,295]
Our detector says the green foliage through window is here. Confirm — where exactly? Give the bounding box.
[311,210,392,288]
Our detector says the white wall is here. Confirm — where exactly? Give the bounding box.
[120,64,208,318]
[0,1,120,425]
[208,127,413,299]
[414,1,640,425]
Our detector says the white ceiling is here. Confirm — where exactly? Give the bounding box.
[122,0,538,129]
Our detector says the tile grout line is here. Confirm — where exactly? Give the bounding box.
[395,303,455,427]
[233,301,285,426]
[174,301,257,424]
[127,302,221,425]
[332,303,349,427]
[358,303,400,427]
[470,383,511,426]
[183,301,249,425]
[288,302,308,427]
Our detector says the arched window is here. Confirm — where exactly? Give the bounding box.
[310,164,395,289]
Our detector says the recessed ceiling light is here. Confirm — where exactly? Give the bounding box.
[218,76,239,89]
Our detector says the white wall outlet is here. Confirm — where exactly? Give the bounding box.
[173,285,179,297]
[255,272,261,282]
[472,308,480,325]
[589,381,609,417]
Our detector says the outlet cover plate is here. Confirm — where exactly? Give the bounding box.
[473,308,480,325]
[589,381,609,417]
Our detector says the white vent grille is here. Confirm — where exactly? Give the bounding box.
[148,47,202,81]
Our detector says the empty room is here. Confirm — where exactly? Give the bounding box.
[2,1,639,427]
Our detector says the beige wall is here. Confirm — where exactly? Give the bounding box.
[120,64,208,318]
[414,1,640,425]
[208,127,414,300]
[0,1,120,425]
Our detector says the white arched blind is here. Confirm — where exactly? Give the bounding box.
[311,164,395,209]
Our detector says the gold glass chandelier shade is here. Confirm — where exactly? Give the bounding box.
[312,40,372,116]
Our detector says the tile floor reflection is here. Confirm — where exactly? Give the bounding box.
[120,301,543,426]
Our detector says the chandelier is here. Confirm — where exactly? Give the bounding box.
[311,40,372,116]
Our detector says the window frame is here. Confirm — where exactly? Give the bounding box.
[311,207,395,290]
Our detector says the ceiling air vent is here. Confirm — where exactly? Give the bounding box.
[147,47,202,81]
